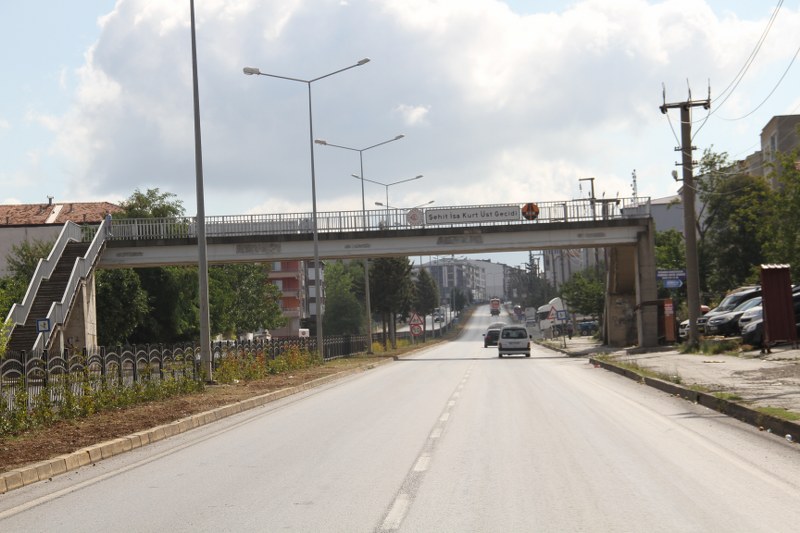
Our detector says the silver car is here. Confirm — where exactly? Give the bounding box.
[497,326,531,358]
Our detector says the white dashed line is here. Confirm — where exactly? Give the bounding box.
[381,493,410,530]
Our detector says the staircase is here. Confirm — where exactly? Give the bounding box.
[7,242,91,354]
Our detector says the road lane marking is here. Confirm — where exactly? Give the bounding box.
[375,365,472,532]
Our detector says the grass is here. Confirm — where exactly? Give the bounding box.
[755,406,800,422]
[595,355,683,384]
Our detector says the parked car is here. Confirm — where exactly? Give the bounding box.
[697,287,761,333]
[577,320,599,336]
[737,305,762,332]
[705,297,762,337]
[497,325,531,357]
[483,328,501,348]
[678,306,712,340]
[741,291,800,348]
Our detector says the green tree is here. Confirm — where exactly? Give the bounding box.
[119,188,185,219]
[321,261,364,335]
[209,263,286,338]
[413,267,439,339]
[104,188,194,344]
[655,229,685,270]
[560,268,605,318]
[0,238,55,320]
[370,257,414,348]
[96,269,150,346]
[701,176,769,295]
[6,238,54,281]
[761,145,800,279]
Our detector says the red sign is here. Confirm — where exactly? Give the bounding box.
[410,324,423,337]
[409,313,423,326]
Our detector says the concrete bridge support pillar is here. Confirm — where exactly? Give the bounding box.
[58,272,98,354]
[605,219,658,348]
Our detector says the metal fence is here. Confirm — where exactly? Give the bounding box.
[101,197,650,242]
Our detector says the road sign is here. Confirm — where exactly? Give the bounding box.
[406,208,423,226]
[409,313,423,326]
[664,279,683,289]
[410,324,423,337]
[547,306,556,319]
[657,269,686,280]
[36,318,51,333]
[556,310,569,321]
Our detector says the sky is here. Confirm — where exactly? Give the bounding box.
[2,0,800,268]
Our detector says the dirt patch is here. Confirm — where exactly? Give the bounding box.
[0,356,391,473]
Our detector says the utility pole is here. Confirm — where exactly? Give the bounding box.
[660,88,710,348]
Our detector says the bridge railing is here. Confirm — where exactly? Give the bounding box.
[99,197,649,241]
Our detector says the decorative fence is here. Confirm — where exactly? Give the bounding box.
[0,334,376,414]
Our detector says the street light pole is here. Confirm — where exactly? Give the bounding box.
[189,0,212,381]
[243,58,370,359]
[351,174,423,226]
[314,135,405,352]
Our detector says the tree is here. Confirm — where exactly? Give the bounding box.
[760,145,800,280]
[0,238,55,320]
[209,263,286,338]
[96,269,150,346]
[413,268,439,339]
[560,268,605,318]
[322,260,363,335]
[102,188,193,344]
[370,257,414,348]
[700,172,769,295]
[119,188,185,219]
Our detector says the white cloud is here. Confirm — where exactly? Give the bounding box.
[28,0,800,219]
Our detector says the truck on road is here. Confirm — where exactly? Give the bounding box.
[490,298,501,316]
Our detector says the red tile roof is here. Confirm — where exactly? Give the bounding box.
[0,201,123,226]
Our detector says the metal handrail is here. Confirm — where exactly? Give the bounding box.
[6,222,84,327]
[106,198,651,242]
[32,218,110,352]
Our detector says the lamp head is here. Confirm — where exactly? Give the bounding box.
[352,174,361,179]
[395,134,405,140]
[243,67,261,75]
[357,58,371,66]
[315,139,328,145]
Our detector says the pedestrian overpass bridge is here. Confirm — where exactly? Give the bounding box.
[6,198,658,356]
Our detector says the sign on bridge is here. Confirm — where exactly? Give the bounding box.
[425,206,522,225]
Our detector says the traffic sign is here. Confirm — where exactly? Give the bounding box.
[410,324,423,337]
[556,310,569,321]
[664,279,683,289]
[409,313,423,326]
[657,269,686,280]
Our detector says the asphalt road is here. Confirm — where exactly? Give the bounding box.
[2,306,800,532]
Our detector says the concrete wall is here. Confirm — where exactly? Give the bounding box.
[0,226,62,277]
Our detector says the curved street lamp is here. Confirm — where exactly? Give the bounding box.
[243,58,370,358]
[314,134,406,351]
[374,200,434,210]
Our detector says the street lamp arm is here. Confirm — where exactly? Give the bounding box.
[244,58,370,84]
[316,133,405,154]
[362,134,405,152]
[388,174,423,186]
[316,140,359,152]
[310,58,370,83]
[352,173,387,187]
[243,68,308,84]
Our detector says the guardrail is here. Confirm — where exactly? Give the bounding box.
[101,197,650,242]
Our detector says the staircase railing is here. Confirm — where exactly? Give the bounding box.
[6,222,84,329]
[33,219,109,352]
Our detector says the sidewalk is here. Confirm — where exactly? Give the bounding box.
[539,336,800,440]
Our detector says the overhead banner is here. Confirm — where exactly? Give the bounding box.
[425,205,521,225]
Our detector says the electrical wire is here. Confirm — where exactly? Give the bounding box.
[718,41,800,121]
[690,0,784,139]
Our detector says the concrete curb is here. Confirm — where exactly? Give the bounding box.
[0,359,392,495]
[588,356,800,441]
